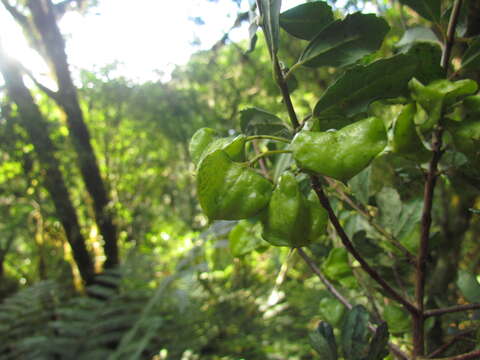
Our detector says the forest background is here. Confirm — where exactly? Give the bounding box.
[0,0,480,359]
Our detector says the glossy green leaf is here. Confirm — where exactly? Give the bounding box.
[261,172,327,247]
[313,54,417,120]
[228,220,265,257]
[383,304,410,334]
[391,103,430,160]
[410,78,478,130]
[396,27,439,50]
[257,0,282,56]
[366,322,389,360]
[462,37,480,71]
[189,128,217,165]
[197,150,273,220]
[292,117,387,182]
[399,0,441,22]
[189,128,247,166]
[240,108,291,138]
[341,305,369,360]
[279,1,333,40]
[298,13,389,68]
[406,42,444,84]
[457,270,480,303]
[310,322,338,360]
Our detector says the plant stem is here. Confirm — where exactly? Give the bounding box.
[424,303,480,317]
[273,56,300,129]
[248,150,292,166]
[414,128,444,357]
[426,329,475,358]
[441,0,464,70]
[426,349,480,360]
[297,247,409,360]
[297,248,352,309]
[246,135,291,143]
[325,178,416,263]
[310,176,418,315]
[413,0,463,356]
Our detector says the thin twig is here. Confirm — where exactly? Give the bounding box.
[414,128,444,356]
[425,303,480,318]
[251,140,270,178]
[248,149,291,166]
[273,56,299,129]
[441,0,464,70]
[297,248,409,360]
[297,248,352,309]
[325,177,415,263]
[414,1,463,356]
[310,176,418,315]
[426,349,480,360]
[427,329,476,358]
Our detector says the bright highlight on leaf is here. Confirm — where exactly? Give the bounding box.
[298,12,389,68]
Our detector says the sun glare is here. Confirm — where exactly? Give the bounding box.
[1,0,314,84]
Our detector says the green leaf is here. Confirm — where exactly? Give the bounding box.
[257,0,282,56]
[406,42,444,84]
[240,108,291,137]
[348,167,371,205]
[383,304,410,334]
[189,128,247,166]
[322,248,356,288]
[395,198,423,247]
[396,27,439,50]
[228,220,265,257]
[410,78,478,131]
[366,322,389,360]
[376,187,402,233]
[310,322,338,360]
[279,1,333,40]
[457,270,480,303]
[462,37,480,71]
[197,150,273,220]
[246,2,259,53]
[319,297,346,327]
[399,0,441,22]
[313,54,417,121]
[298,13,389,68]
[341,305,369,360]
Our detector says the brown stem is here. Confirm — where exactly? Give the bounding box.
[273,56,300,129]
[297,247,409,360]
[425,303,480,317]
[441,0,464,70]
[427,329,475,358]
[297,248,352,309]
[325,177,415,263]
[427,349,480,360]
[414,0,463,355]
[414,129,444,356]
[311,176,418,315]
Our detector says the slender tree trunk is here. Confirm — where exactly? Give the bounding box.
[25,0,119,268]
[0,46,95,285]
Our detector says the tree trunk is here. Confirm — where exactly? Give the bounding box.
[25,0,119,268]
[0,46,95,285]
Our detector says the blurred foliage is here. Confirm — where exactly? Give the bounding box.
[0,0,480,359]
